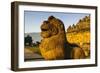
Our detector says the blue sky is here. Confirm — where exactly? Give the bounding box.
[24,11,89,33]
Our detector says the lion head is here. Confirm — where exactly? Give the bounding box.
[41,16,66,38]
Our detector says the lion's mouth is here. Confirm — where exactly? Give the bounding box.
[41,28,48,32]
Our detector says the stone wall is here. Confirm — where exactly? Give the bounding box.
[66,15,90,58]
[67,31,90,46]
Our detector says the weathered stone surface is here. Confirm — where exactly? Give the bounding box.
[39,16,85,60]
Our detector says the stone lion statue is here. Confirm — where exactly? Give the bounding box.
[39,16,85,60]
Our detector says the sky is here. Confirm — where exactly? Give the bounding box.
[24,11,89,33]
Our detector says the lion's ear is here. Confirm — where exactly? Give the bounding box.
[48,16,55,21]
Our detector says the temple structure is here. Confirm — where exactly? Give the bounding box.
[66,15,90,57]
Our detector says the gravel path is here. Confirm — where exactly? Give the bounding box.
[24,48,44,61]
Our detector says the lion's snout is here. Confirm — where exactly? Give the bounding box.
[40,21,52,38]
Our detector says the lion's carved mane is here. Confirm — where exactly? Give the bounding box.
[39,16,85,60]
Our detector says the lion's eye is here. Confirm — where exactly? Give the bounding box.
[44,21,49,24]
[60,25,64,28]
